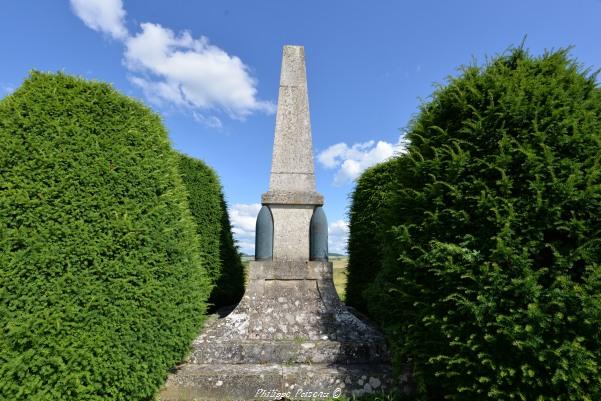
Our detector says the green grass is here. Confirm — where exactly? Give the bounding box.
[331,256,348,302]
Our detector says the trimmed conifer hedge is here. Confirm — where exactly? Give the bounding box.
[345,160,397,313]
[0,72,212,401]
[177,153,245,308]
[349,48,601,400]
[214,192,246,306]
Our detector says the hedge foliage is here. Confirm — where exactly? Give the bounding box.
[0,72,212,401]
[348,48,601,400]
[177,153,245,308]
[345,160,397,313]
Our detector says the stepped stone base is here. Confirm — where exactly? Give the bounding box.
[159,260,394,401]
[160,363,393,401]
[159,332,393,401]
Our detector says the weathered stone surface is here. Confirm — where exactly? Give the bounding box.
[159,260,393,400]
[160,364,282,401]
[270,205,313,261]
[249,260,331,280]
[269,46,316,194]
[188,339,388,365]
[160,363,393,401]
[261,190,323,206]
[192,261,385,342]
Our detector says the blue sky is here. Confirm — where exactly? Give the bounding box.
[2,0,600,254]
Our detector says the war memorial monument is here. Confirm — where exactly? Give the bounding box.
[160,45,393,401]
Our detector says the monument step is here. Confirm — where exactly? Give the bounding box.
[189,338,389,364]
[159,362,394,401]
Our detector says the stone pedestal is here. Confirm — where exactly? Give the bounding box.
[159,261,392,400]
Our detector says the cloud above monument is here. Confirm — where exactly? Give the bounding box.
[317,135,406,185]
[70,0,274,125]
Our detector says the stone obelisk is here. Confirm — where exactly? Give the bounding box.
[261,45,324,262]
[160,46,392,401]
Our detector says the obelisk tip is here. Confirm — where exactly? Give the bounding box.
[279,45,307,87]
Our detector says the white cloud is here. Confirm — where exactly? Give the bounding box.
[329,219,349,255]
[229,203,261,255]
[70,3,274,123]
[124,23,275,119]
[317,134,407,185]
[317,143,351,169]
[192,112,222,129]
[70,0,127,40]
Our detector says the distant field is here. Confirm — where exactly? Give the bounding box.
[330,256,348,301]
[240,255,348,302]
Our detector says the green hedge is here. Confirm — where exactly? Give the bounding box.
[177,153,244,308]
[0,72,212,401]
[352,48,601,400]
[215,192,246,307]
[345,160,397,313]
